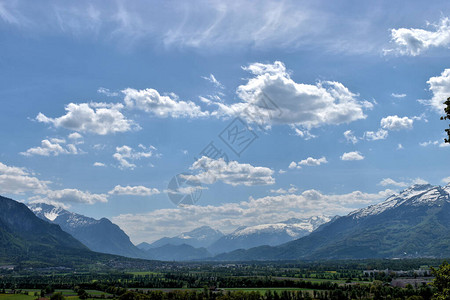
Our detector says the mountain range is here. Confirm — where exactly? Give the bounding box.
[4,182,450,264]
[214,183,450,261]
[207,216,331,254]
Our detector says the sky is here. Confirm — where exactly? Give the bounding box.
[1,0,450,244]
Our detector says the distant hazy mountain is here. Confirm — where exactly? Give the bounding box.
[0,195,92,265]
[144,244,212,261]
[214,184,450,261]
[208,216,331,254]
[29,203,145,259]
[138,226,224,250]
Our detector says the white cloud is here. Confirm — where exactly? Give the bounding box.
[188,156,275,186]
[442,176,450,184]
[397,143,404,150]
[292,127,316,139]
[202,74,224,89]
[391,93,406,98]
[36,102,138,135]
[298,156,327,166]
[380,115,413,131]
[20,138,81,156]
[343,130,358,144]
[0,162,49,194]
[108,185,160,196]
[411,177,429,185]
[213,61,367,129]
[0,162,109,206]
[419,140,449,148]
[340,151,364,161]
[421,68,450,112]
[93,162,106,167]
[289,156,328,169]
[112,188,394,243]
[32,188,108,205]
[364,129,388,141]
[420,140,439,147]
[270,185,297,194]
[390,17,450,56]
[97,87,118,97]
[288,161,298,169]
[113,145,154,170]
[378,178,408,187]
[68,132,83,140]
[123,88,208,118]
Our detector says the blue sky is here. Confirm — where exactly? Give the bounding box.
[1,0,449,243]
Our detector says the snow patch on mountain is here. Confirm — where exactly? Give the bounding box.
[229,216,331,238]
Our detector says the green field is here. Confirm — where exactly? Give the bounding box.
[222,288,315,295]
[0,295,36,300]
[0,289,112,300]
[128,271,160,276]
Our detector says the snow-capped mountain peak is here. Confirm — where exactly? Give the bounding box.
[350,184,450,219]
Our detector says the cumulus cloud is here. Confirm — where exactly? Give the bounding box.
[340,151,364,161]
[289,157,327,169]
[0,162,49,194]
[20,138,81,156]
[343,130,358,144]
[442,176,450,184]
[123,88,208,118]
[212,61,368,129]
[0,161,109,206]
[31,188,108,205]
[108,185,160,196]
[113,145,155,170]
[112,188,394,243]
[364,129,388,141]
[188,156,275,186]
[93,162,106,167]
[420,69,450,112]
[380,115,413,131]
[390,17,450,56]
[36,102,138,135]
